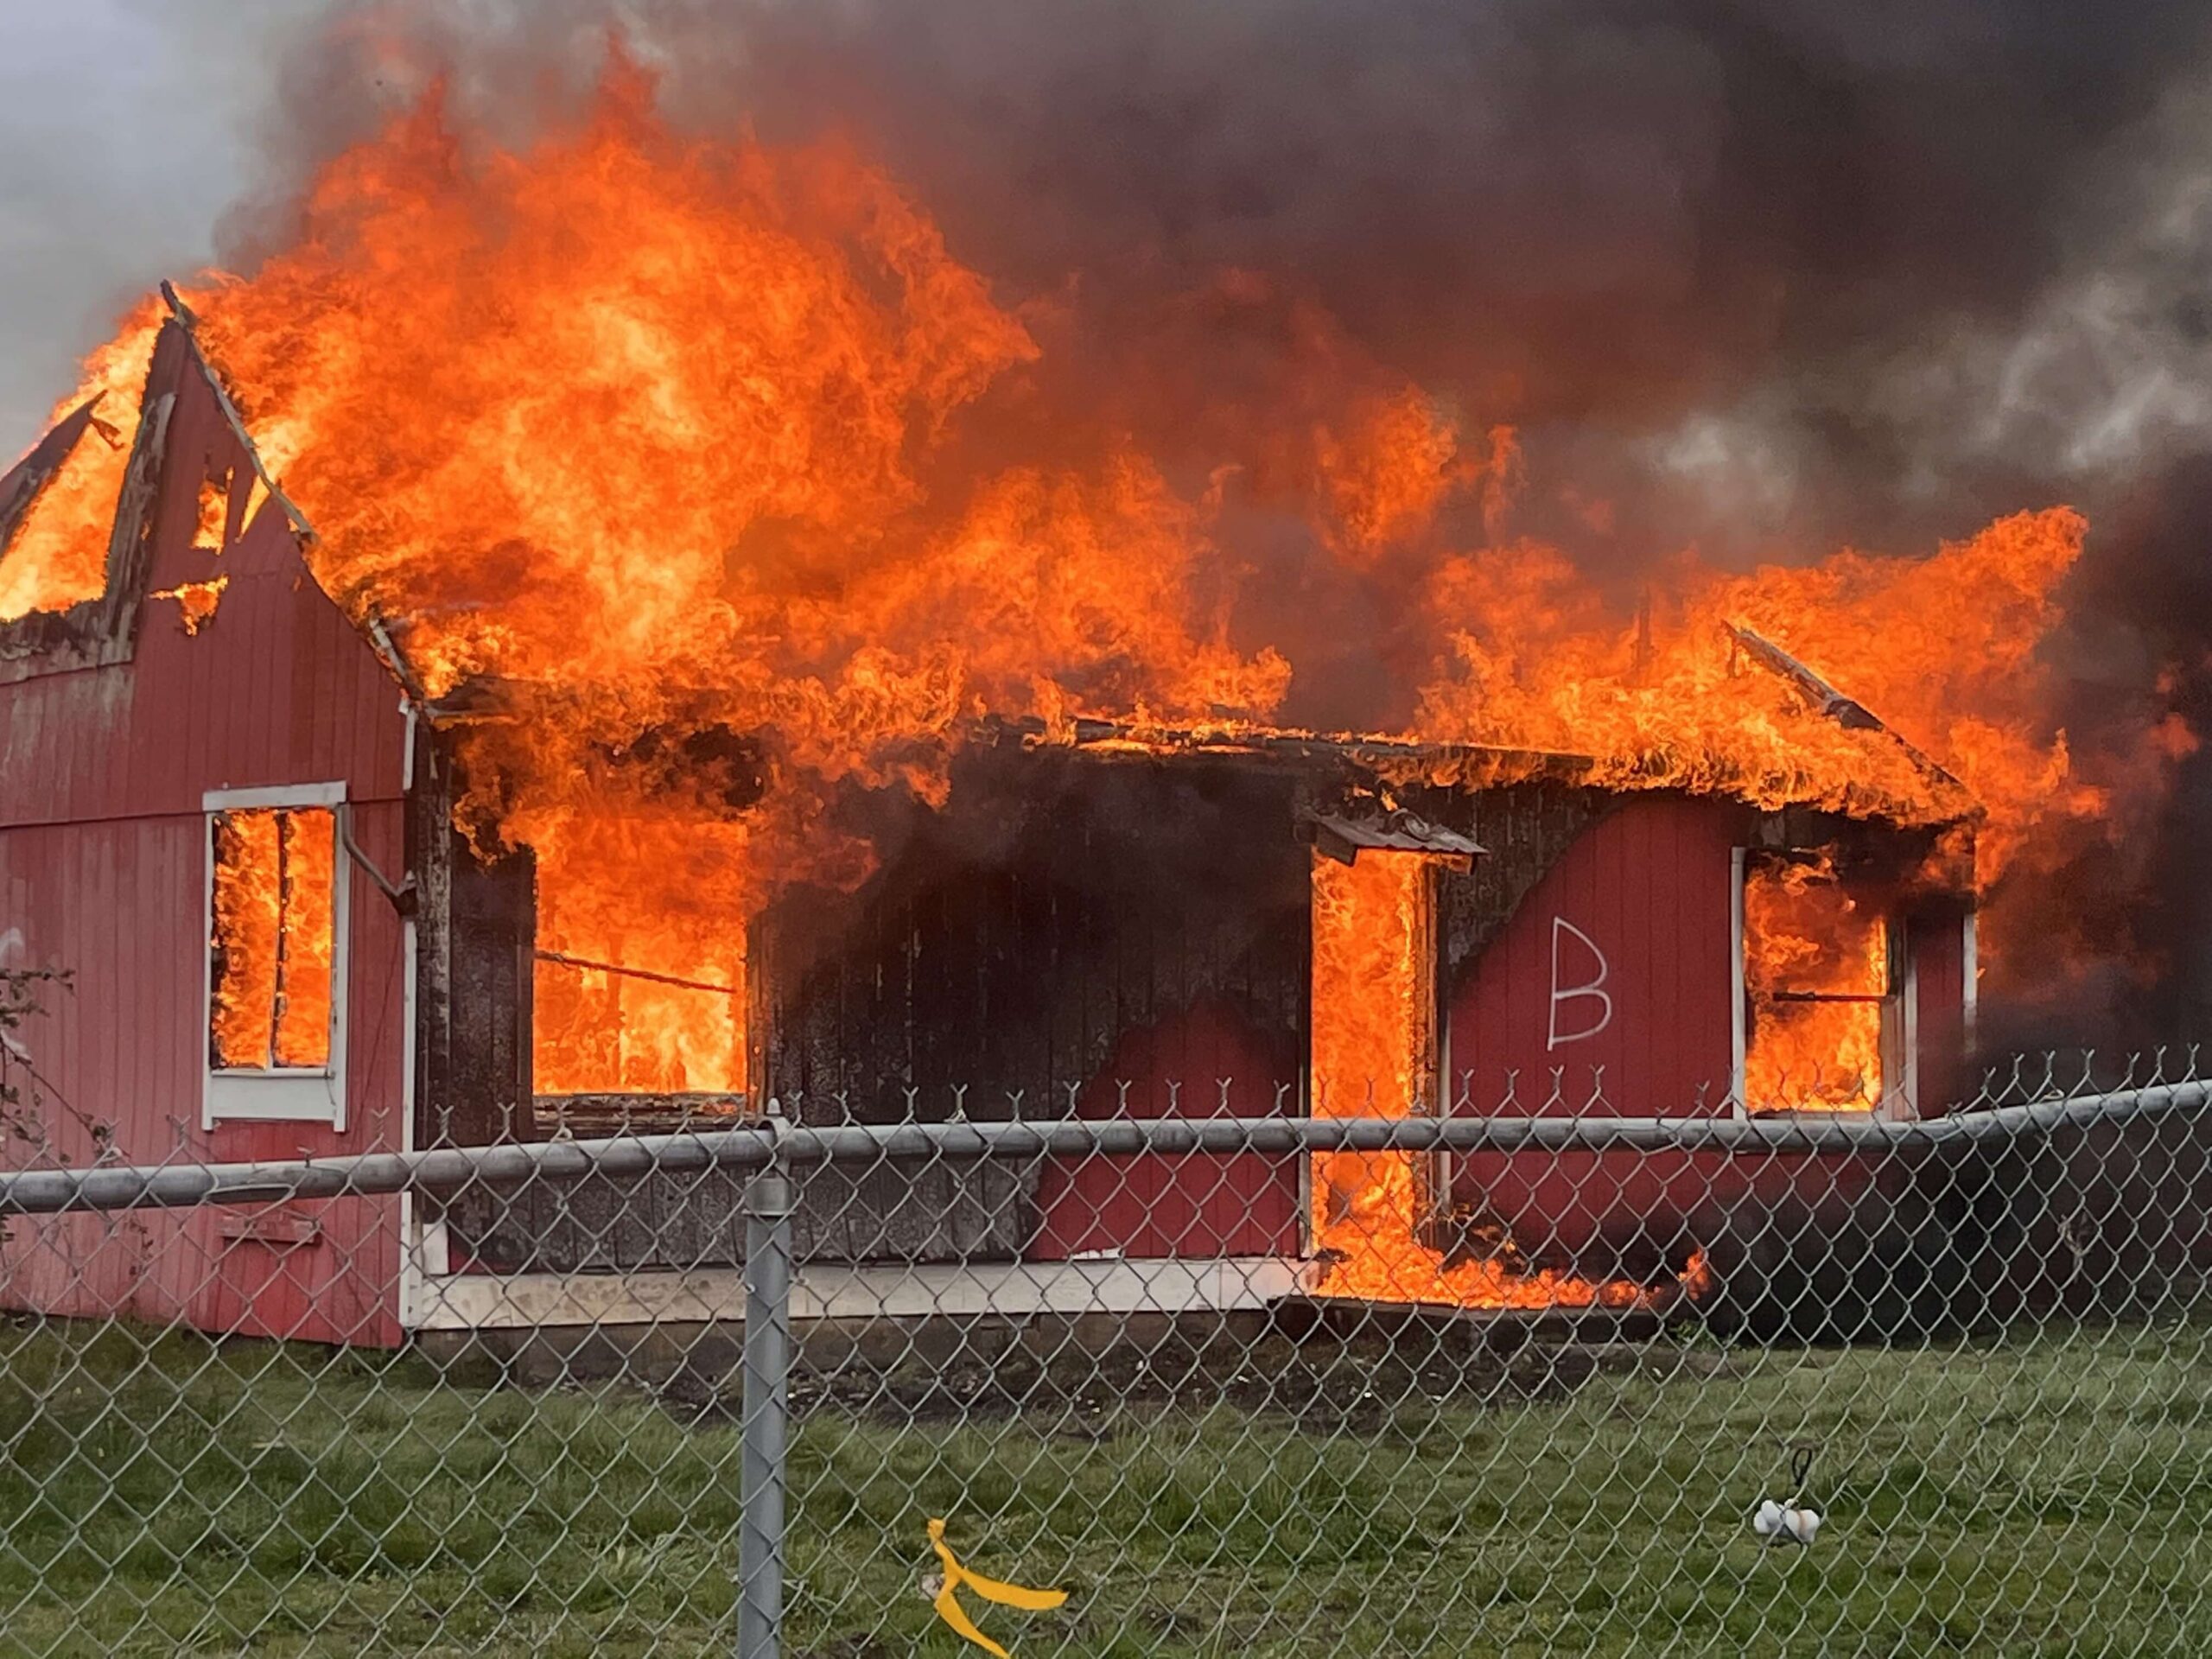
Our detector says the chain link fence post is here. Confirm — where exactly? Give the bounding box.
[736,1138,795,1659]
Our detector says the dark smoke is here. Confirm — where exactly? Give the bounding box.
[679,0,2209,522]
[239,0,2212,1041]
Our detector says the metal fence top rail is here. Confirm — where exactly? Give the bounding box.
[1,1079,2207,1217]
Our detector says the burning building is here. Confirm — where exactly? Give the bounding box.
[0,288,1982,1344]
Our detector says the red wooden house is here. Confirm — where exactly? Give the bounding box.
[0,317,410,1344]
[0,311,1978,1344]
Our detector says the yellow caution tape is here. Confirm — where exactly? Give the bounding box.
[925,1516,1068,1657]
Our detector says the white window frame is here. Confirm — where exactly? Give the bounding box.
[1730,845,1915,1122]
[1962,912,1979,1052]
[202,781,349,1128]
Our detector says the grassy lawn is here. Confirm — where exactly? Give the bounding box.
[3,1315,2210,1656]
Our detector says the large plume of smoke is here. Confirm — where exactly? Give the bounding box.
[34,0,2212,1043]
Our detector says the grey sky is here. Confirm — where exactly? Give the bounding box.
[0,0,331,458]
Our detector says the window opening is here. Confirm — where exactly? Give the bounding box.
[210,807,336,1071]
[1741,851,1891,1114]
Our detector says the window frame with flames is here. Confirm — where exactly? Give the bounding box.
[1729,845,1916,1121]
[201,781,350,1128]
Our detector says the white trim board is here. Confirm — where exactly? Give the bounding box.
[1962,912,1980,1052]
[410,1256,1310,1332]
[202,780,350,811]
[1729,846,1747,1118]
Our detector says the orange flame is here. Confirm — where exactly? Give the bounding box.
[151,576,229,636]
[0,305,162,620]
[1309,851,1631,1309]
[7,49,2173,1107]
[180,64,1289,1096]
[1741,855,1886,1114]
[194,469,232,553]
[1414,507,2094,889]
[210,807,335,1071]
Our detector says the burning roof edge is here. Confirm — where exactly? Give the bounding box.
[155,286,430,704]
[0,284,431,702]
[1725,621,1973,809]
[0,293,1977,839]
[980,712,1596,778]
[413,683,1979,829]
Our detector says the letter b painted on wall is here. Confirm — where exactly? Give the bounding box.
[1547,916,1613,1051]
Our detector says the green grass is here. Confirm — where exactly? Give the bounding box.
[4,1316,2212,1655]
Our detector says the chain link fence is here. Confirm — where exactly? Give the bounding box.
[4,1058,2212,1655]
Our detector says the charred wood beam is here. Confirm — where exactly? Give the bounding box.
[535,949,739,998]
[410,689,1598,780]
[537,1092,748,1118]
[269,810,296,1059]
[1300,809,1484,869]
[1727,623,1879,729]
[981,713,1596,775]
[1727,621,1971,802]
[87,388,175,650]
[365,615,429,707]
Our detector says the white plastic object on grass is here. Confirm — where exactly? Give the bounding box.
[1752,1498,1822,1545]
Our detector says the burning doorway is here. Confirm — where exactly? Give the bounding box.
[1738,851,1897,1115]
[1308,848,1446,1299]
[1307,840,1628,1309]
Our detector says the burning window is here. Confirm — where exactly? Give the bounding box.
[533,943,747,1100]
[1740,853,1891,1114]
[207,801,339,1077]
[530,838,747,1106]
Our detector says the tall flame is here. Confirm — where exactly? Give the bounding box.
[0,49,2179,1104]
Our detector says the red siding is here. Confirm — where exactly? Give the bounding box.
[1442,796,1877,1268]
[1446,795,1741,1115]
[0,321,409,1344]
[1031,1001,1302,1259]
